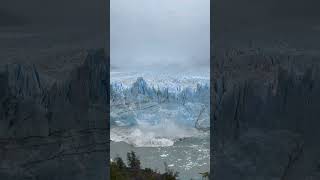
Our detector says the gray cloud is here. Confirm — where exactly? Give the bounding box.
[111,0,210,72]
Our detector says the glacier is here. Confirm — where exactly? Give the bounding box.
[110,72,210,147]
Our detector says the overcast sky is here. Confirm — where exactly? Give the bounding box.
[110,0,210,72]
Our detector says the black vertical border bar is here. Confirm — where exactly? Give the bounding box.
[210,0,214,178]
[105,0,110,179]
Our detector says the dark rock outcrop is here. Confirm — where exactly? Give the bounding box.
[0,49,109,180]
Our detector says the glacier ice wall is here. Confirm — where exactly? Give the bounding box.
[110,75,210,147]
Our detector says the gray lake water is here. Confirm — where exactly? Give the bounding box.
[110,134,210,180]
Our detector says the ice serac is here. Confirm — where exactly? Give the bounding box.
[0,49,108,180]
[213,47,320,180]
[132,77,148,95]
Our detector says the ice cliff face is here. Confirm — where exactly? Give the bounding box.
[213,48,320,144]
[110,74,210,147]
[212,47,320,180]
[111,75,210,127]
[0,49,109,180]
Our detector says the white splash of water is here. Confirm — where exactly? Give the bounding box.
[111,119,202,147]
